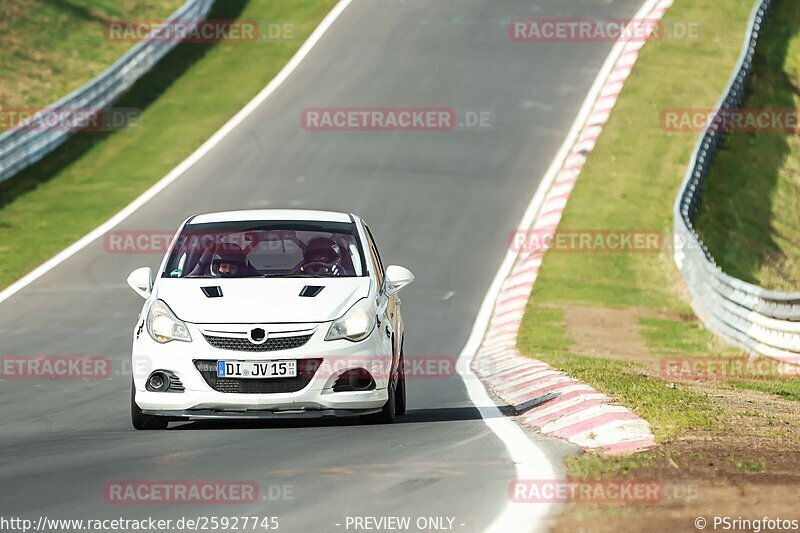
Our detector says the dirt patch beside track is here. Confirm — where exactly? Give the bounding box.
[558,304,689,362]
[548,380,800,532]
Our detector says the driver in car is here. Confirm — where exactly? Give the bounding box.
[300,237,342,276]
[211,250,247,278]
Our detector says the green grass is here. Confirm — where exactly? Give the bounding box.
[639,317,726,356]
[731,454,767,473]
[517,305,575,354]
[0,0,336,288]
[0,0,183,115]
[694,0,800,290]
[517,0,758,443]
[528,352,719,440]
[727,377,800,402]
[565,450,660,480]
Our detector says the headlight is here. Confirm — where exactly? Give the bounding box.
[146,299,192,344]
[325,298,376,342]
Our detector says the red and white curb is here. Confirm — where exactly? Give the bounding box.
[473,0,674,456]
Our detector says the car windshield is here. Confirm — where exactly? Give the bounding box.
[162,220,366,278]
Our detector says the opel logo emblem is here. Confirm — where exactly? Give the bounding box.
[250,328,267,344]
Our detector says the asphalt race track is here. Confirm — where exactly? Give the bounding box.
[0,0,641,531]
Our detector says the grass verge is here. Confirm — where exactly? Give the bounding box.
[0,0,183,114]
[694,0,800,290]
[517,0,754,442]
[516,0,800,484]
[0,0,336,288]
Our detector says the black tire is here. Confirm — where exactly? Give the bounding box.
[367,375,396,424]
[395,352,407,416]
[367,348,406,424]
[131,381,169,430]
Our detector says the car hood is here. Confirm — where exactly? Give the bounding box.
[155,277,371,324]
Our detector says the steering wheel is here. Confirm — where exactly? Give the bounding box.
[301,262,336,275]
[300,261,342,276]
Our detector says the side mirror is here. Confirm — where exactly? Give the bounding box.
[127,267,153,299]
[384,265,414,296]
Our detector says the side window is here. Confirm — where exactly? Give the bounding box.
[364,225,384,288]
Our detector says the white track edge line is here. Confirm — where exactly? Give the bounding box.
[459,0,661,531]
[0,0,354,306]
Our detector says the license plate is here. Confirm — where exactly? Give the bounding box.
[216,360,297,379]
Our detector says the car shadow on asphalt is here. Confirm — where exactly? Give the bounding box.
[169,406,508,431]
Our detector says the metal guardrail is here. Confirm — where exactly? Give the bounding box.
[673,0,800,365]
[0,0,215,183]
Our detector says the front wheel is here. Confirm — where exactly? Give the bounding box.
[367,353,405,424]
[131,381,169,430]
[395,353,407,416]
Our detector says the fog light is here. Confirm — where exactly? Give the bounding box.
[333,368,376,392]
[147,371,170,392]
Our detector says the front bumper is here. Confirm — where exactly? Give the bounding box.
[135,387,389,412]
[141,407,382,420]
[132,320,392,414]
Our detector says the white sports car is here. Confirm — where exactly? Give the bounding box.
[127,209,414,429]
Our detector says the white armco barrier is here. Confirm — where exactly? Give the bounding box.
[0,0,215,183]
[673,0,800,367]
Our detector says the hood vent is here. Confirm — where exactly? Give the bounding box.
[299,285,324,297]
[201,286,223,298]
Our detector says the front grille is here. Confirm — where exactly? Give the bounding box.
[202,333,312,352]
[194,359,322,394]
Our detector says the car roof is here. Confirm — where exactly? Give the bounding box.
[188,209,354,225]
